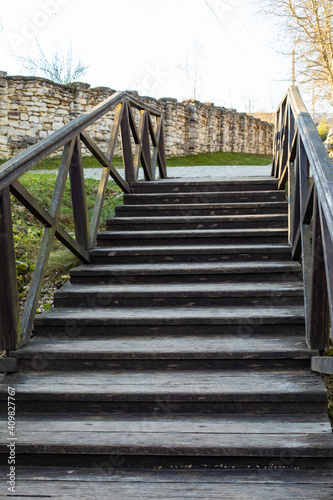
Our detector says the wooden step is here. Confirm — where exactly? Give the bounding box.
[130,178,279,193]
[90,244,293,264]
[106,215,288,231]
[123,191,286,205]
[34,305,305,326]
[1,467,332,498]
[0,370,327,414]
[115,201,288,217]
[54,282,304,308]
[69,261,302,285]
[96,228,289,247]
[3,173,331,484]
[33,305,305,338]
[1,414,332,461]
[11,334,315,371]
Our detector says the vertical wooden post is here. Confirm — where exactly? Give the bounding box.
[298,138,313,345]
[0,187,21,351]
[319,207,333,344]
[120,102,135,183]
[271,109,279,177]
[308,191,329,350]
[141,113,152,181]
[69,137,91,249]
[157,118,167,179]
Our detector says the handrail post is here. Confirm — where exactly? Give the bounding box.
[308,190,329,350]
[69,136,91,249]
[0,187,21,350]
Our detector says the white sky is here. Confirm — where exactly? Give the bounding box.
[0,0,311,112]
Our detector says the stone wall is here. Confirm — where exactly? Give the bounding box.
[0,72,273,159]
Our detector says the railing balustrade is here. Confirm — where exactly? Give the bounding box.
[273,86,333,351]
[0,91,167,351]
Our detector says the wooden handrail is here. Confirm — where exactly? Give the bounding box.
[273,86,333,350]
[0,92,167,351]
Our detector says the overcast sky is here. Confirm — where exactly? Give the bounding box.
[0,0,310,112]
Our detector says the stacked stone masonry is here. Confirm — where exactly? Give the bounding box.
[0,72,273,159]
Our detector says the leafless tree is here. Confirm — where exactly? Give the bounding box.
[18,36,89,85]
[178,42,205,100]
[260,0,333,105]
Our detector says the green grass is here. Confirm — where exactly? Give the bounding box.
[0,151,272,170]
[166,151,272,167]
[0,156,125,169]
[12,172,123,313]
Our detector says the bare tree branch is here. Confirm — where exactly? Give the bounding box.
[17,35,89,85]
[259,0,333,105]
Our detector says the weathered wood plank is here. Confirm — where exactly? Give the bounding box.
[4,478,333,500]
[0,370,326,403]
[106,103,123,160]
[33,304,305,327]
[120,102,136,183]
[69,260,301,277]
[115,201,288,217]
[1,414,330,434]
[54,281,304,298]
[11,334,313,359]
[140,112,153,181]
[0,187,21,350]
[123,191,286,205]
[2,466,333,483]
[1,429,333,456]
[319,206,333,330]
[312,356,333,375]
[69,136,90,249]
[308,191,329,349]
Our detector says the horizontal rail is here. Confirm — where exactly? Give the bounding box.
[0,91,167,351]
[273,86,332,351]
[0,91,164,192]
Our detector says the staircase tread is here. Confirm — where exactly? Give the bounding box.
[55,282,304,297]
[130,178,278,186]
[11,335,313,359]
[0,369,327,401]
[117,201,288,208]
[1,413,330,433]
[108,215,288,223]
[0,468,332,500]
[1,414,331,438]
[98,228,288,237]
[1,432,332,457]
[70,261,301,275]
[34,305,305,325]
[125,190,283,196]
[3,465,332,481]
[90,244,292,254]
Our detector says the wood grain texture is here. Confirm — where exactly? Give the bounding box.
[2,468,333,500]
[0,187,21,350]
[0,369,326,403]
[11,334,314,359]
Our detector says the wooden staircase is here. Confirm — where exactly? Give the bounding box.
[1,177,333,498]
